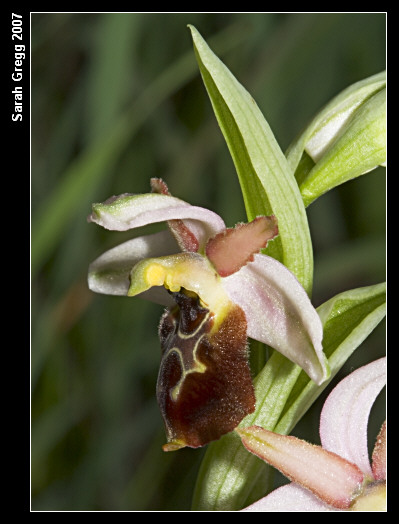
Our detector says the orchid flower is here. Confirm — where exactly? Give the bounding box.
[237,357,386,511]
[87,178,329,451]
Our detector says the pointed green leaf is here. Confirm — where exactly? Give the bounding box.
[300,88,386,207]
[192,282,386,511]
[275,282,386,435]
[286,71,386,207]
[286,71,385,174]
[189,25,313,295]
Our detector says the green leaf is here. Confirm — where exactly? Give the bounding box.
[286,71,386,207]
[275,282,386,434]
[191,282,386,511]
[188,25,314,295]
[286,71,385,173]
[300,88,386,207]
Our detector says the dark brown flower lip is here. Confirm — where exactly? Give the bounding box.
[157,289,255,450]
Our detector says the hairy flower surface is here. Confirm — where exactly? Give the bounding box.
[238,357,386,511]
[88,179,329,450]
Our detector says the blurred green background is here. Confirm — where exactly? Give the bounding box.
[31,13,386,511]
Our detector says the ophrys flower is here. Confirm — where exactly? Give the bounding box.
[88,179,329,451]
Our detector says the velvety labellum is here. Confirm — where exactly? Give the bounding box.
[157,289,255,451]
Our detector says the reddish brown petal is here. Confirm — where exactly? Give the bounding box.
[205,216,278,277]
[151,178,199,252]
[372,421,386,481]
[157,290,255,450]
[150,177,170,196]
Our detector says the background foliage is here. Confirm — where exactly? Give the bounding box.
[31,13,386,511]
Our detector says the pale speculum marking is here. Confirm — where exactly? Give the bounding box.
[160,290,212,402]
[157,287,255,449]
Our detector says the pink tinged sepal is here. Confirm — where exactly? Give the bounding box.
[237,425,364,510]
[87,192,226,252]
[242,483,338,512]
[372,421,386,481]
[223,254,329,385]
[319,357,386,478]
[87,230,177,305]
[205,216,279,277]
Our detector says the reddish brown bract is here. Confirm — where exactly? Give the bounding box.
[157,290,255,450]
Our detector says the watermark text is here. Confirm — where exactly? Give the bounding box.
[11,13,25,122]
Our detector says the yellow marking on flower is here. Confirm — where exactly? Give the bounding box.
[129,252,236,333]
[144,263,167,287]
[169,341,207,402]
[162,439,187,452]
[350,482,386,511]
[165,273,181,292]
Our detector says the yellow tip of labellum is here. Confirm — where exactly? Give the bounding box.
[162,439,187,452]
